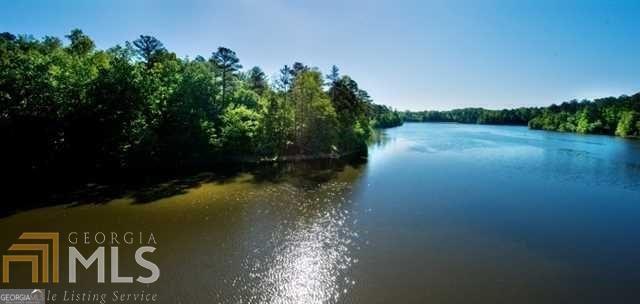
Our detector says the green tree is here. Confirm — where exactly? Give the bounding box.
[211,47,242,107]
[615,111,638,137]
[42,36,63,51]
[65,29,95,56]
[1,29,383,182]
[221,105,260,155]
[232,86,260,109]
[291,62,308,77]
[291,70,337,153]
[576,107,602,133]
[328,75,370,152]
[246,66,268,95]
[276,65,293,92]
[326,65,340,86]
[133,35,166,68]
[0,32,16,41]
[257,92,293,155]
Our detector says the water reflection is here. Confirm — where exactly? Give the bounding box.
[3,123,640,303]
[354,123,640,303]
[233,184,358,303]
[0,158,367,304]
[221,163,364,304]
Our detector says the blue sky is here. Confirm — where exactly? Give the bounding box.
[2,0,640,110]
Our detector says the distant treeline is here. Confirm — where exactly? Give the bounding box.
[402,107,541,125]
[528,94,640,137]
[370,104,403,128]
[401,93,640,138]
[0,30,401,176]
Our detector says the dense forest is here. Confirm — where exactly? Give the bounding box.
[0,30,402,178]
[369,103,403,128]
[528,95,640,137]
[402,94,640,138]
[402,107,542,125]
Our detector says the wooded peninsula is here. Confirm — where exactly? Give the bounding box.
[0,30,402,177]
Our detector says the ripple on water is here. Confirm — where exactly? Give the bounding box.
[223,181,360,304]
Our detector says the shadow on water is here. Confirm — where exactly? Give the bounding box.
[1,155,368,218]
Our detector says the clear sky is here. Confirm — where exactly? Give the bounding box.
[2,0,640,110]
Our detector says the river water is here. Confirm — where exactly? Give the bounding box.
[1,122,639,303]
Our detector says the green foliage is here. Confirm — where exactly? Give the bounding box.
[528,95,640,137]
[328,75,368,151]
[404,107,541,125]
[221,105,260,155]
[246,66,268,95]
[291,70,338,153]
[402,94,640,139]
[369,104,403,128]
[1,30,384,177]
[133,35,166,68]
[232,86,260,109]
[210,47,242,107]
[65,29,95,56]
[257,92,294,155]
[575,107,602,133]
[615,111,639,137]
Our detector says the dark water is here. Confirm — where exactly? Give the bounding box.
[1,122,640,303]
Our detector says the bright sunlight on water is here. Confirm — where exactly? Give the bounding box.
[1,123,640,303]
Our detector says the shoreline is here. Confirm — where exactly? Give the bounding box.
[228,150,364,163]
[402,121,639,140]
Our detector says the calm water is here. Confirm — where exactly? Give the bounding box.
[1,123,640,303]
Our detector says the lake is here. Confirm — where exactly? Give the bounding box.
[1,122,640,303]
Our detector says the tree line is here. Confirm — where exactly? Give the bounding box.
[401,94,640,138]
[527,95,640,137]
[369,104,403,128]
[0,30,402,177]
[402,107,541,125]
